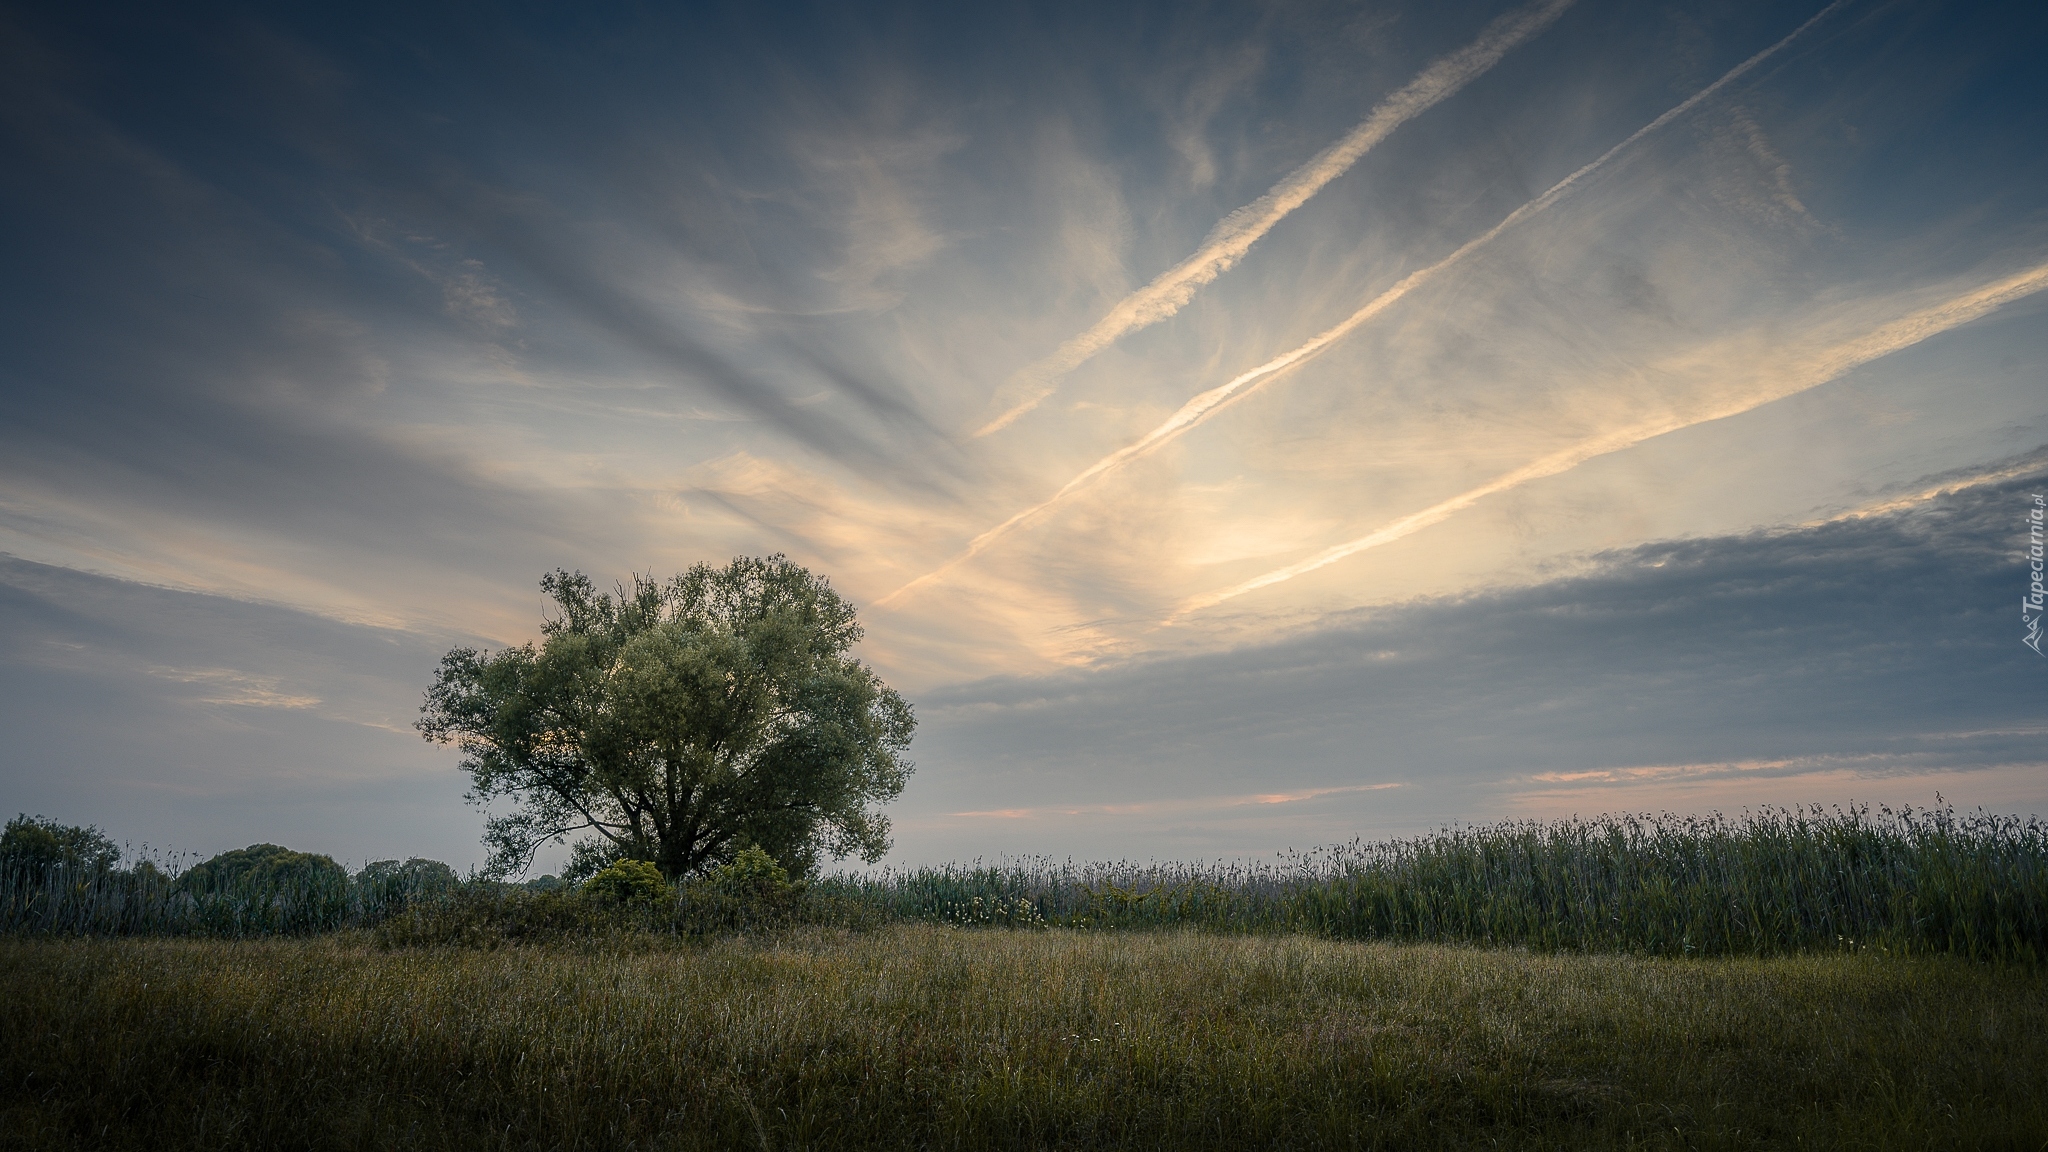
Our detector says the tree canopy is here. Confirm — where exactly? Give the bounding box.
[0,814,119,874]
[179,844,347,894]
[418,556,915,880]
[355,858,460,905]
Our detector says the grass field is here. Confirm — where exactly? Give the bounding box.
[4,927,2046,1150]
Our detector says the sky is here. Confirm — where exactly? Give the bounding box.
[1,0,2044,872]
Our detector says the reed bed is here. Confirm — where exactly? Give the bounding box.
[825,804,2048,959]
[6,805,2044,960]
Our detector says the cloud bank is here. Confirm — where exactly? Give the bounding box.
[900,451,2048,859]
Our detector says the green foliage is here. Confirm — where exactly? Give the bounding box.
[181,844,347,895]
[371,876,872,948]
[354,857,459,890]
[1,814,119,874]
[353,858,458,912]
[418,556,915,881]
[5,931,2047,1150]
[559,838,625,885]
[711,844,792,896]
[1,844,422,938]
[581,859,669,903]
[372,884,645,949]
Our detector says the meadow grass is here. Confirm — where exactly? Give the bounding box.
[6,806,2042,1146]
[3,927,2045,1150]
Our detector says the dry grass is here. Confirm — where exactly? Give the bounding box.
[3,927,2044,1149]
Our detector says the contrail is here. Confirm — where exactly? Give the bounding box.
[1173,258,2048,618]
[879,1,1844,609]
[971,0,1578,437]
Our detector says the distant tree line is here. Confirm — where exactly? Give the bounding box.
[0,810,677,904]
[1,813,475,901]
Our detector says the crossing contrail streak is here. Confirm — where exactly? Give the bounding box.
[1172,258,2048,618]
[878,0,1845,609]
[971,0,1577,438]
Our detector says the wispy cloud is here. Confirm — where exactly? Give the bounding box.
[944,781,1402,820]
[1175,258,2048,615]
[972,0,1577,437]
[881,1,1845,609]
[1505,755,2048,820]
[145,665,322,710]
[1517,744,2048,789]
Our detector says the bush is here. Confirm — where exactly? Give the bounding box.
[371,852,864,948]
[372,885,639,949]
[181,844,347,895]
[581,859,670,904]
[712,845,793,898]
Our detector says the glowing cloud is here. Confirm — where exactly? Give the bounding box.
[970,0,1578,437]
[880,0,1844,609]
[1175,258,2048,616]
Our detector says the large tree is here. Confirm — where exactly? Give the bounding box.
[419,556,914,880]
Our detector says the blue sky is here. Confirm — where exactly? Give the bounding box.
[1,0,2043,871]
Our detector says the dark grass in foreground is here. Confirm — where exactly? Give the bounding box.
[4,928,2046,1150]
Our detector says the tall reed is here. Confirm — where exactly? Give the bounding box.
[818,805,2048,960]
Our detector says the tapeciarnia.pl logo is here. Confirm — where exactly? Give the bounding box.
[2027,493,2046,656]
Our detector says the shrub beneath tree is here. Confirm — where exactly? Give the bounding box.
[581,860,669,904]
